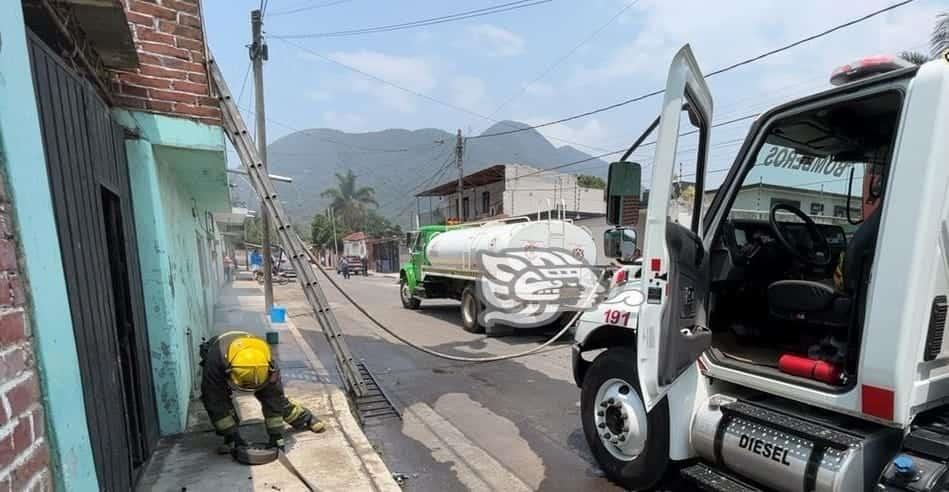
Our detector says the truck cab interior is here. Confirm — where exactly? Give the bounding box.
[704,89,902,390]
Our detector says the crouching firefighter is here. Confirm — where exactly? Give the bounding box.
[200,331,325,453]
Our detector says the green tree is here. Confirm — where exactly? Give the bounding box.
[364,210,402,237]
[320,169,378,231]
[312,214,351,252]
[677,184,695,204]
[577,174,606,189]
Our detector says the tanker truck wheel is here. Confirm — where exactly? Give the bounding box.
[581,348,669,491]
[400,278,421,309]
[460,285,485,334]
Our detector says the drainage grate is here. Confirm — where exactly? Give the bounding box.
[353,361,401,424]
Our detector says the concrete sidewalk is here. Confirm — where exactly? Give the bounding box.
[137,280,399,492]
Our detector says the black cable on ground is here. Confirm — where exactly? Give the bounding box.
[303,248,602,363]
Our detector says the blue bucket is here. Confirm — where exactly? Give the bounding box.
[270,305,287,323]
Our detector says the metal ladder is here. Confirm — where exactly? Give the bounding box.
[207,52,368,398]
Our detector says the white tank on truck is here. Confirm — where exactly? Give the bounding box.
[425,218,596,274]
[399,214,599,335]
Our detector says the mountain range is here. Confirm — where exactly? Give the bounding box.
[231,120,610,227]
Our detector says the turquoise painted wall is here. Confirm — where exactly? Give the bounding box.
[116,110,229,434]
[0,5,99,490]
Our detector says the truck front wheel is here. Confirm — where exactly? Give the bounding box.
[400,278,421,309]
[581,348,669,490]
[460,285,485,334]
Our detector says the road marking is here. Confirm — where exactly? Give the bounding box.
[402,398,534,492]
[433,393,546,489]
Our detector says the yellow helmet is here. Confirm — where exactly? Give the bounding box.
[226,336,272,390]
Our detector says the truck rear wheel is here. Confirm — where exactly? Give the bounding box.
[581,348,669,490]
[400,278,421,309]
[460,285,484,334]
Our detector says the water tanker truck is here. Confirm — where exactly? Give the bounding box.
[399,215,596,334]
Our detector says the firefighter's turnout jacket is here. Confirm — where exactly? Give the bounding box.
[200,331,309,439]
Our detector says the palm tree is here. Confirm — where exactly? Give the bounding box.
[933,12,949,59]
[896,11,948,66]
[320,169,378,230]
[900,50,930,65]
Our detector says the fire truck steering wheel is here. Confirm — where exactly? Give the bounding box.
[768,203,833,267]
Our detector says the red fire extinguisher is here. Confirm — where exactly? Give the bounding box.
[778,354,844,385]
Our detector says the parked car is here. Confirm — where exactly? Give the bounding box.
[337,256,365,275]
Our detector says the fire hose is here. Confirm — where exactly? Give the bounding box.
[304,249,608,363]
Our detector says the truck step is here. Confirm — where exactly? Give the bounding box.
[680,462,761,492]
[721,401,862,450]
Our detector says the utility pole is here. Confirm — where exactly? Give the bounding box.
[455,129,464,220]
[327,208,339,262]
[251,9,273,313]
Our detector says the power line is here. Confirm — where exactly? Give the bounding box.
[369,147,453,197]
[268,0,354,17]
[469,0,915,140]
[485,0,642,122]
[604,137,747,167]
[237,61,252,106]
[385,155,457,212]
[236,104,443,153]
[509,113,760,181]
[387,157,458,219]
[273,0,551,39]
[271,36,612,153]
[412,113,759,198]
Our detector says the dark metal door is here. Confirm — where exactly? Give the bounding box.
[27,33,159,490]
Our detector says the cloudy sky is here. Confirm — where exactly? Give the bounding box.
[204,0,944,187]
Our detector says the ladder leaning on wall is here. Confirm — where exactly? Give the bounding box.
[207,52,368,398]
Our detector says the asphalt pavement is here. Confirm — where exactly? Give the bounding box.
[275,271,623,491]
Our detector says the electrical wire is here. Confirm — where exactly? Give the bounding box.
[388,157,457,216]
[271,36,612,154]
[305,247,605,363]
[237,104,441,154]
[504,112,760,182]
[485,0,642,122]
[468,0,916,141]
[382,154,457,210]
[237,61,252,107]
[268,0,354,17]
[373,150,455,208]
[380,112,754,215]
[273,0,551,39]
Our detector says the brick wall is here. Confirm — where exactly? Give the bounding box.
[113,0,221,126]
[0,171,51,490]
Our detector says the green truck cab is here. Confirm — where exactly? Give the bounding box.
[399,224,462,309]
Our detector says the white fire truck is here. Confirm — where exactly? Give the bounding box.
[572,46,949,491]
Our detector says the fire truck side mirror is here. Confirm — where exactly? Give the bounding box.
[604,228,637,260]
[606,161,642,226]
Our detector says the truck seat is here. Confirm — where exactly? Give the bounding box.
[767,207,881,327]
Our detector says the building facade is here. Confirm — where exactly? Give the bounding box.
[416,164,606,225]
[0,1,230,489]
[705,182,858,230]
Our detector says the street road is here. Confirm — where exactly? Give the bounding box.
[275,272,622,491]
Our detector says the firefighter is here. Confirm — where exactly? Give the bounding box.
[200,331,325,453]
